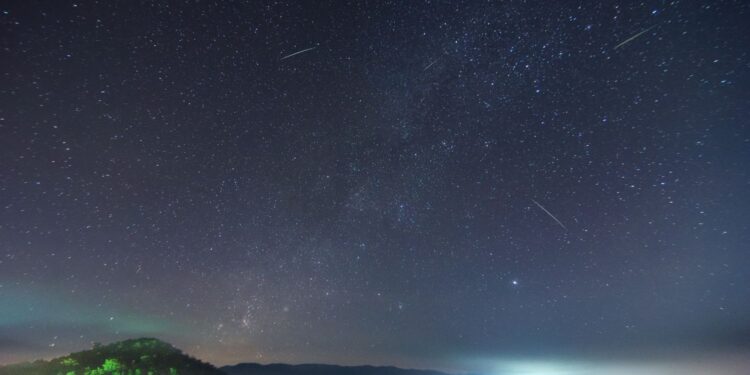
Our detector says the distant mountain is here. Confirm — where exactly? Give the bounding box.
[221,363,452,375]
[0,338,223,375]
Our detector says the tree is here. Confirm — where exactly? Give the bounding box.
[62,358,79,367]
[100,358,121,374]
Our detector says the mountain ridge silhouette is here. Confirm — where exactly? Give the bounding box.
[0,339,464,375]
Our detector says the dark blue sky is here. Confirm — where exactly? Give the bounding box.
[1,1,749,374]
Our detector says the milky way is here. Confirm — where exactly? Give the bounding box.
[1,2,749,374]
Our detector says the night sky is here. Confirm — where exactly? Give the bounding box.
[2,1,750,374]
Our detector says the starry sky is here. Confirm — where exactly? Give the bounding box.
[1,1,750,374]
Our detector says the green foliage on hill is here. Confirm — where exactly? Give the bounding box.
[0,338,224,375]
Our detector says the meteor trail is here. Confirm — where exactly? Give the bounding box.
[531,199,568,231]
[280,46,317,61]
[613,25,657,50]
[423,59,438,71]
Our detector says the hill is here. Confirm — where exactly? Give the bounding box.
[221,363,452,375]
[0,339,456,375]
[0,338,223,375]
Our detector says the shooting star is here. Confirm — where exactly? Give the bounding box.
[280,46,317,61]
[423,59,438,71]
[531,199,568,231]
[613,25,657,50]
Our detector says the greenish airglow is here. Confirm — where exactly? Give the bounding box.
[0,286,180,336]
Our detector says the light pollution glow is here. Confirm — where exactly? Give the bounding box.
[465,353,750,375]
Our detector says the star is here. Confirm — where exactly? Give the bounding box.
[0,1,747,373]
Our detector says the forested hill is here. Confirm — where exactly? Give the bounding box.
[0,338,223,375]
[0,339,457,375]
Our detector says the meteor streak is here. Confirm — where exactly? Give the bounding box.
[532,199,568,231]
